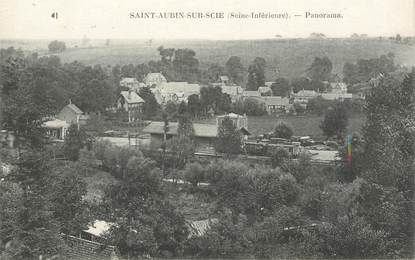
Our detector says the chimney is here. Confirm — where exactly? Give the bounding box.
[69,99,72,104]
[128,89,132,99]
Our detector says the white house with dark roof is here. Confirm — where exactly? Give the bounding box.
[117,91,145,122]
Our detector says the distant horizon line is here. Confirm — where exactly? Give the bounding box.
[0,34,413,42]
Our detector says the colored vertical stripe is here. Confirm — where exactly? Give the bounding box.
[347,135,352,164]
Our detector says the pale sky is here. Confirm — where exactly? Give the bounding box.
[0,0,414,39]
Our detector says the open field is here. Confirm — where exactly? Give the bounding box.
[2,38,414,80]
[197,114,366,139]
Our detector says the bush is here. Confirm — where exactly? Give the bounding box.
[274,121,294,139]
[183,162,205,187]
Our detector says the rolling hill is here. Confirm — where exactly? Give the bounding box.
[1,38,414,80]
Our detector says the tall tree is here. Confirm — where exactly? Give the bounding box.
[215,116,242,156]
[138,87,160,119]
[271,77,291,97]
[247,57,266,90]
[320,103,349,139]
[225,56,245,85]
[307,57,333,82]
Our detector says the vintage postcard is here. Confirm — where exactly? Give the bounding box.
[0,0,414,259]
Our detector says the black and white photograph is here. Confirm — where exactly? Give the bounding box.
[0,0,414,259]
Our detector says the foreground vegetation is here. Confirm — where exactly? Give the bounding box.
[0,43,413,259]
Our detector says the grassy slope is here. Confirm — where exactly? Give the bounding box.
[2,38,413,80]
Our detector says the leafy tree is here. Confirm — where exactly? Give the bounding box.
[139,87,160,119]
[172,48,200,83]
[307,57,332,82]
[203,63,226,83]
[342,53,395,85]
[183,162,205,187]
[215,116,242,156]
[320,102,349,139]
[200,86,222,114]
[62,124,84,161]
[187,94,201,118]
[307,96,334,115]
[247,57,266,90]
[271,77,291,97]
[225,56,245,85]
[274,121,294,139]
[104,154,189,257]
[48,40,66,53]
[241,98,267,116]
[75,78,113,113]
[271,148,290,168]
[48,163,90,235]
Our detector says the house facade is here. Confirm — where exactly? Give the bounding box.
[220,85,244,102]
[57,103,88,128]
[143,72,167,87]
[117,91,145,122]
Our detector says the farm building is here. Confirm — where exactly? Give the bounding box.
[144,113,250,150]
[57,102,89,128]
[117,91,145,122]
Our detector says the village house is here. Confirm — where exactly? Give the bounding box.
[43,101,89,140]
[119,77,143,91]
[143,113,250,151]
[152,82,201,104]
[117,91,145,122]
[143,72,167,87]
[220,85,244,102]
[328,81,348,93]
[292,90,319,107]
[57,102,89,128]
[258,86,273,96]
[242,90,261,99]
[262,96,291,114]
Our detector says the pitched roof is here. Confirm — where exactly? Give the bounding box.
[221,85,243,96]
[143,121,217,138]
[243,90,261,97]
[187,219,218,237]
[84,220,115,237]
[158,82,201,94]
[143,73,167,85]
[216,113,246,119]
[42,119,69,129]
[258,86,272,94]
[120,91,144,104]
[294,90,319,97]
[263,96,290,106]
[120,77,139,83]
[65,103,83,114]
